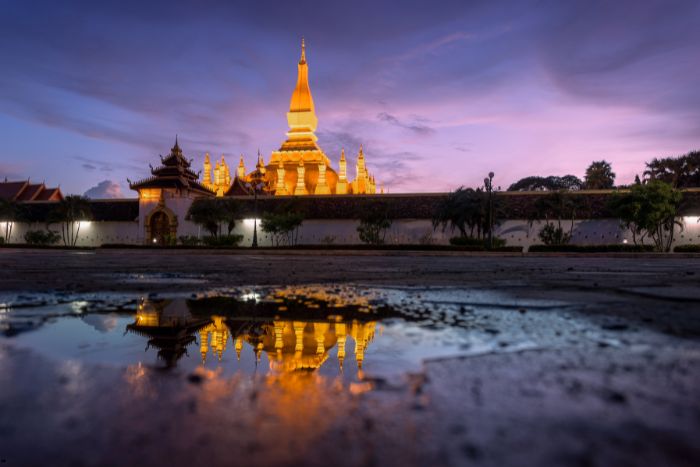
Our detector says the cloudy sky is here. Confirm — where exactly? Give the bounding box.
[1,0,698,197]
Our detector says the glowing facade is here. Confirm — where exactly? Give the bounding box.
[211,39,378,196]
[202,153,232,196]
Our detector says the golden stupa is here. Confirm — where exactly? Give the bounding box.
[205,39,378,196]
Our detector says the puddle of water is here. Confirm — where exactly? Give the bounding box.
[1,285,641,386]
[0,288,475,384]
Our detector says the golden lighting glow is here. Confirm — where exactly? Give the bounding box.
[138,188,162,201]
[127,293,379,373]
[202,39,378,196]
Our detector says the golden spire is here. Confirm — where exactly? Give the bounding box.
[237,155,246,179]
[289,37,315,116]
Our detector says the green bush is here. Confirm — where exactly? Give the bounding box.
[538,224,571,245]
[449,236,506,249]
[179,235,200,246]
[24,230,61,245]
[201,234,243,247]
[261,211,304,246]
[674,244,700,253]
[528,244,655,253]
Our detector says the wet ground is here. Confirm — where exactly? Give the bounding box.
[0,249,699,466]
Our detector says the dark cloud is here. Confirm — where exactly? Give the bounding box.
[83,180,124,199]
[377,112,435,135]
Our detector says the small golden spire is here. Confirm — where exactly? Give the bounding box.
[300,37,306,64]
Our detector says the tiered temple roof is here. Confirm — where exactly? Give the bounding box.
[129,138,214,196]
[0,179,63,202]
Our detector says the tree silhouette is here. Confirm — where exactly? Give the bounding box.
[584,160,616,189]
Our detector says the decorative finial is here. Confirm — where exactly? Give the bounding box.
[340,148,346,161]
[300,37,306,63]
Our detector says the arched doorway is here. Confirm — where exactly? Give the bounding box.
[149,211,170,245]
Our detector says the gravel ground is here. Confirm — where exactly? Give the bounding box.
[0,248,699,466]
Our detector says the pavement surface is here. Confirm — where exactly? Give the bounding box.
[1,248,699,467]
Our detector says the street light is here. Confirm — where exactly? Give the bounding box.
[484,172,495,250]
[246,170,265,248]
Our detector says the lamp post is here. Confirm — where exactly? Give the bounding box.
[246,171,265,248]
[484,171,495,250]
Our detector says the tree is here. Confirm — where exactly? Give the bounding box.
[186,198,240,239]
[187,198,223,238]
[508,175,583,191]
[584,160,616,189]
[608,180,683,252]
[0,199,24,243]
[217,197,240,235]
[49,195,93,246]
[643,150,700,188]
[261,211,304,246]
[357,204,392,245]
[529,191,585,245]
[432,187,491,240]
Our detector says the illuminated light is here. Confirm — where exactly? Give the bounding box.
[139,188,162,201]
[243,218,261,227]
[79,221,91,228]
[683,216,699,224]
[241,292,261,302]
[622,239,628,244]
[152,238,157,244]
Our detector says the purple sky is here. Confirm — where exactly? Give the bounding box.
[1,0,698,197]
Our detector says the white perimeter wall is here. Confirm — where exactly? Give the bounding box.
[3,216,699,249]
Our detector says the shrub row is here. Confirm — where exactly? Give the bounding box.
[528,244,655,253]
[673,244,700,253]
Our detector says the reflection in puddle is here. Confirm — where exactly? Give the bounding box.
[0,285,586,389]
[126,297,378,375]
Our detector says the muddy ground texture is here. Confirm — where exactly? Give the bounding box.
[1,248,699,467]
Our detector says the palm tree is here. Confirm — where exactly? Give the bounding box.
[433,187,490,239]
[50,195,93,246]
[584,160,616,189]
[0,199,22,243]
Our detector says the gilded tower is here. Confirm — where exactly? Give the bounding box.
[265,39,378,195]
[203,39,380,196]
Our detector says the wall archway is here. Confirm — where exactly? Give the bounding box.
[144,205,178,245]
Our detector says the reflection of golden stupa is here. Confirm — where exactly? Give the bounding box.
[213,39,378,196]
[199,316,229,363]
[229,319,377,372]
[128,292,380,372]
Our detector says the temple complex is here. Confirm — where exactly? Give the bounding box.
[216,38,378,196]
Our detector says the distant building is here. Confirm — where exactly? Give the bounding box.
[0,179,62,202]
